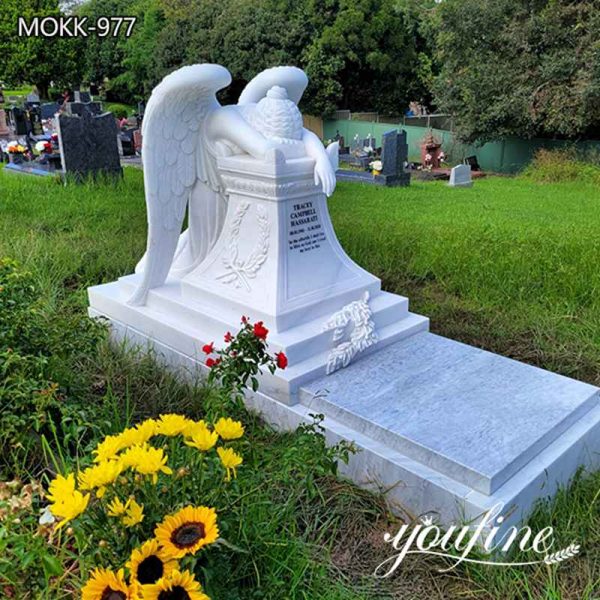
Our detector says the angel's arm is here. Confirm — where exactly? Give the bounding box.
[303,128,336,197]
[206,105,274,159]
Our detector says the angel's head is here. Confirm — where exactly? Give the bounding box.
[250,86,303,142]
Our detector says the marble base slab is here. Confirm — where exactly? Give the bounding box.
[91,313,600,531]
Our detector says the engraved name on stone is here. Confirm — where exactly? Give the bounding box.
[288,200,326,254]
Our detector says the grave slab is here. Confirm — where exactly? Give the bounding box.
[300,332,599,495]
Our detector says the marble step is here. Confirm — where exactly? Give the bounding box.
[299,332,600,495]
[113,274,419,364]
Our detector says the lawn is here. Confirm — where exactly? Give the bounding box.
[0,166,598,599]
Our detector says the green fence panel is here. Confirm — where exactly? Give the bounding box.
[324,119,600,174]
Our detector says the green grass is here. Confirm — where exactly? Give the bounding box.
[330,177,600,385]
[0,166,598,599]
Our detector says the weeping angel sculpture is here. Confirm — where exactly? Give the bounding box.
[130,64,338,306]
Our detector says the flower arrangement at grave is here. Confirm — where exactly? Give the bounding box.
[370,159,383,176]
[34,140,53,155]
[39,317,287,599]
[7,141,26,155]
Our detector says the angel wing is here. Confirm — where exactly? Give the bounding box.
[238,66,308,106]
[128,64,231,306]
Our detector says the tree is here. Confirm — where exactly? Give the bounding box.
[0,0,81,98]
[432,0,600,143]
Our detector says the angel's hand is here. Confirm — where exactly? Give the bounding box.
[314,156,336,197]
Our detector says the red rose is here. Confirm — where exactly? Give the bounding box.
[202,342,214,354]
[253,321,269,340]
[241,316,248,324]
[275,352,288,370]
[224,332,233,343]
[205,357,216,368]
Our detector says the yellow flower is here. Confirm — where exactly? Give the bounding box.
[121,444,173,484]
[127,539,178,587]
[46,473,76,504]
[184,426,218,452]
[107,496,128,517]
[78,460,124,498]
[142,569,209,600]
[182,419,208,438]
[50,489,90,529]
[122,498,144,527]
[214,417,244,440]
[118,419,158,448]
[93,434,124,463]
[82,567,134,600]
[217,447,243,481]
[155,414,193,437]
[154,506,219,559]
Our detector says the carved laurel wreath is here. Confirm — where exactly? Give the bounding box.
[323,291,378,375]
[216,202,270,292]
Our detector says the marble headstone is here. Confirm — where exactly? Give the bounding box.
[0,109,9,136]
[449,164,472,187]
[57,111,122,179]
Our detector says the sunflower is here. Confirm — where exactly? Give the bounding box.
[154,506,219,558]
[141,569,209,600]
[127,539,178,587]
[213,417,244,440]
[82,568,133,600]
[216,447,243,481]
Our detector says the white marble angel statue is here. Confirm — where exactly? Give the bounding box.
[130,64,338,306]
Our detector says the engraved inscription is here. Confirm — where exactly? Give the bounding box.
[288,200,326,254]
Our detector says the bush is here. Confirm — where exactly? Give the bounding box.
[105,103,131,119]
[0,259,106,476]
[523,149,600,185]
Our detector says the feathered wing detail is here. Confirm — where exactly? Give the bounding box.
[238,66,308,106]
[128,64,231,306]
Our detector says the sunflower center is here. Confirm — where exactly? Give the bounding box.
[158,586,191,600]
[101,589,126,600]
[137,555,164,584]
[171,522,205,548]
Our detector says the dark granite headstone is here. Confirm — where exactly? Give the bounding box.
[41,102,61,119]
[66,102,102,117]
[57,111,122,179]
[10,107,28,135]
[66,101,103,117]
[74,90,92,103]
[374,129,410,186]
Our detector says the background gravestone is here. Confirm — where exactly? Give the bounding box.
[74,90,92,103]
[449,164,473,187]
[374,129,410,186]
[66,101,103,117]
[41,102,61,120]
[57,111,122,179]
[10,107,28,135]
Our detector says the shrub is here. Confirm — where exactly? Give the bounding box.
[0,259,106,476]
[523,149,600,185]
